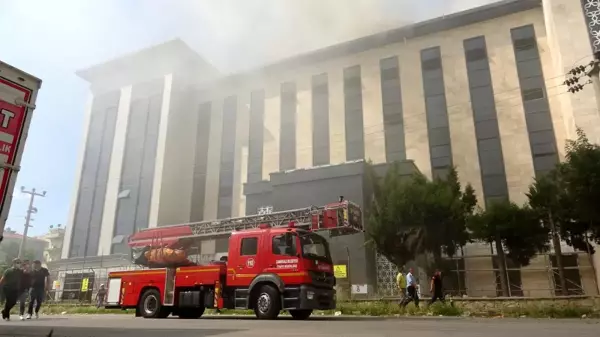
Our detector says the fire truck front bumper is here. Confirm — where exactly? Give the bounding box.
[298,285,336,310]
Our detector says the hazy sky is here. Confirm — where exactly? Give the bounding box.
[0,0,497,237]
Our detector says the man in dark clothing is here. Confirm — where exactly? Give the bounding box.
[27,260,49,319]
[18,260,32,320]
[429,269,445,305]
[0,258,22,321]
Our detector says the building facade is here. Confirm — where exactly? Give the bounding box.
[62,0,600,296]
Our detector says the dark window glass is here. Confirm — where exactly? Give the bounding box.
[241,237,258,256]
[272,233,297,256]
[522,88,544,101]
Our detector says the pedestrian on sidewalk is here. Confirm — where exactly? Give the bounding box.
[18,260,32,320]
[396,267,407,305]
[0,258,22,321]
[96,284,107,308]
[401,267,419,308]
[27,260,49,319]
[429,269,445,305]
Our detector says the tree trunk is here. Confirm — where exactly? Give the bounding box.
[495,239,510,297]
[548,213,568,296]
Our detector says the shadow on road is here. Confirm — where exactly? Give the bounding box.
[198,315,388,322]
[0,326,240,337]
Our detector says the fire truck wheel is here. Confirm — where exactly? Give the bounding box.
[253,284,281,320]
[289,309,313,320]
[178,307,205,319]
[139,289,169,319]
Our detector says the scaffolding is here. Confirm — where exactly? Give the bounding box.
[375,250,599,298]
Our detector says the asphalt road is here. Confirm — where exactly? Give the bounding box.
[0,314,599,337]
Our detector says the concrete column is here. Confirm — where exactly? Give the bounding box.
[296,76,313,169]
[262,84,280,180]
[399,50,431,179]
[232,94,250,217]
[486,29,535,206]
[152,74,198,226]
[361,58,386,164]
[329,69,346,165]
[238,146,249,217]
[62,92,94,259]
[203,98,224,220]
[542,0,600,145]
[441,40,484,203]
[97,85,132,255]
[463,243,497,297]
[521,255,552,297]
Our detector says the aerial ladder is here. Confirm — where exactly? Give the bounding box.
[127,198,363,267]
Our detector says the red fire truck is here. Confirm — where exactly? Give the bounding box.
[105,199,362,320]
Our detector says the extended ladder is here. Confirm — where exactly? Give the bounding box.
[128,200,363,248]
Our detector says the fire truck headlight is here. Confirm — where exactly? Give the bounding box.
[306,290,315,300]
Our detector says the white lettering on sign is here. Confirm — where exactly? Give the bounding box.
[246,258,255,268]
[275,258,298,269]
[0,110,14,129]
[0,144,10,154]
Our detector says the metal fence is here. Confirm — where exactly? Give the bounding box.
[374,250,599,299]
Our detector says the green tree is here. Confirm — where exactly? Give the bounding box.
[366,163,477,269]
[527,171,573,296]
[560,127,600,243]
[468,200,550,297]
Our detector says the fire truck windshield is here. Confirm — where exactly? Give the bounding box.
[300,233,331,263]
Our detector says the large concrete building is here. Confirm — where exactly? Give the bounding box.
[61,0,600,297]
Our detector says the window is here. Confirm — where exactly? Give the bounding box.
[240,237,258,256]
[522,88,544,101]
[272,233,298,256]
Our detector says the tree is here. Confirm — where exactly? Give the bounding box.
[468,200,550,297]
[527,128,600,296]
[527,171,573,296]
[560,127,600,243]
[366,163,477,270]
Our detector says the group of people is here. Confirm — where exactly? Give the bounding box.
[0,258,50,321]
[396,267,445,307]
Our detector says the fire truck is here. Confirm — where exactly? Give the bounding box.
[105,199,362,320]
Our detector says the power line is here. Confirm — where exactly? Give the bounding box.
[19,186,46,259]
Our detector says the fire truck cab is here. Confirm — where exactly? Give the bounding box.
[106,200,362,320]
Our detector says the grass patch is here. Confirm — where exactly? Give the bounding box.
[5,301,598,319]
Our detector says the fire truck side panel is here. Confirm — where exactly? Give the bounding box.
[109,269,167,308]
[175,265,225,287]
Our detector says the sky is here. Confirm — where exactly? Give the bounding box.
[0,0,497,237]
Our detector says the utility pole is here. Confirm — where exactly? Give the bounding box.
[18,186,46,258]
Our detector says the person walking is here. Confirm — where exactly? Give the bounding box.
[27,260,49,319]
[0,258,23,321]
[95,284,107,308]
[429,269,445,305]
[18,260,32,320]
[396,268,407,305]
[402,267,419,308]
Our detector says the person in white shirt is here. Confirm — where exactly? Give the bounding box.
[401,268,419,307]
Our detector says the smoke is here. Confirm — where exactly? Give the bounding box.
[141,0,500,72]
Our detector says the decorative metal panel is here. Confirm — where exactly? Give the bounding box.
[581,0,600,53]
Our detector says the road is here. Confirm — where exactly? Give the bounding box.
[0,314,598,337]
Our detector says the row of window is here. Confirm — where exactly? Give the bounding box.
[189,24,558,220]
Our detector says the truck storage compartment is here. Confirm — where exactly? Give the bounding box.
[178,290,202,308]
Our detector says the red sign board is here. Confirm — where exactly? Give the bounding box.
[0,77,31,216]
